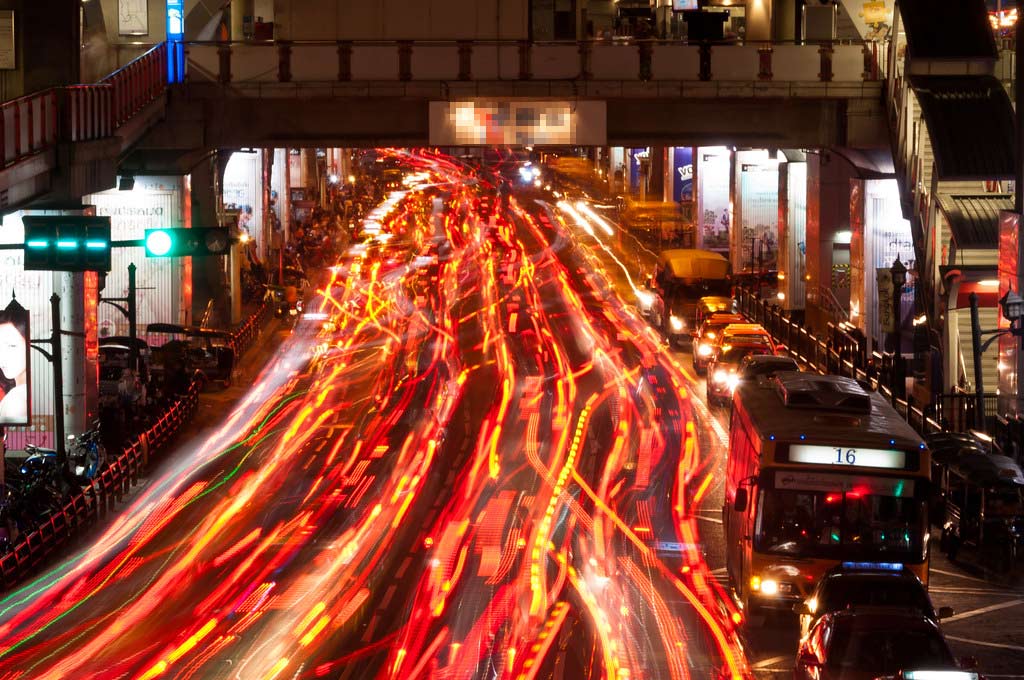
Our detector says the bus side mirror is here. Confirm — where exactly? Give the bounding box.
[734,488,748,513]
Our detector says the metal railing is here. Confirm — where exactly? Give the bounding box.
[183,38,884,86]
[0,301,271,590]
[734,286,981,441]
[100,42,168,128]
[0,42,168,170]
[0,89,58,166]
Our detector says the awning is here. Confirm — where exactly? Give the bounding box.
[909,76,1016,180]
[898,0,997,59]
[936,192,1013,249]
[955,281,1000,309]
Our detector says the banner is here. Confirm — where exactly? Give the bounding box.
[629,148,648,193]
[672,147,694,203]
[0,297,30,425]
[698,149,731,251]
[877,268,895,333]
[428,100,607,146]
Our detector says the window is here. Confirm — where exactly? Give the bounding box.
[755,488,926,560]
[826,626,954,673]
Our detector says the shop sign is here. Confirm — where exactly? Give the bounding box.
[877,268,895,333]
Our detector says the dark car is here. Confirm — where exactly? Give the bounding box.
[794,563,953,638]
[796,610,977,680]
[706,342,772,406]
[691,312,745,375]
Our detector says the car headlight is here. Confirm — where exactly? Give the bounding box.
[698,343,714,357]
[727,374,741,391]
[713,369,728,384]
[760,579,779,596]
[669,315,684,332]
[706,331,716,340]
[637,291,654,307]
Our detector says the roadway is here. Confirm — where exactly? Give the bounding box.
[0,153,1020,679]
[0,152,746,679]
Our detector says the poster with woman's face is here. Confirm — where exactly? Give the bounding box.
[0,303,30,426]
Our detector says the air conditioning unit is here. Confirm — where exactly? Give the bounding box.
[775,373,872,413]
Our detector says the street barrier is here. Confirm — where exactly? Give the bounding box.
[0,301,270,590]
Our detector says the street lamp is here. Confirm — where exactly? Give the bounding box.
[890,255,908,398]
[968,287,1024,431]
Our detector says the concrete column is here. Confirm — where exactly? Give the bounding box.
[300,149,317,192]
[778,162,790,307]
[773,0,797,41]
[55,272,86,438]
[805,152,822,314]
[745,0,774,41]
[649,147,666,201]
[191,154,230,327]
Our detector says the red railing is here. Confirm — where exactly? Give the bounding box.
[101,42,167,128]
[0,301,270,589]
[0,42,167,170]
[0,89,58,166]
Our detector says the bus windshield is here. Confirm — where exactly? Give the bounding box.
[754,483,926,562]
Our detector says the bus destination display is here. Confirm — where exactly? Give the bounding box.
[788,444,906,470]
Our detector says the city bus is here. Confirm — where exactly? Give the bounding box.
[724,372,931,620]
[647,249,731,345]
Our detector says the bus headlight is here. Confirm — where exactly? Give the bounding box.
[698,343,714,357]
[760,579,780,596]
[670,315,684,332]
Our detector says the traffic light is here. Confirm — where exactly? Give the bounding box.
[23,216,112,272]
[144,228,231,257]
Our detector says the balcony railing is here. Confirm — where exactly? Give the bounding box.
[183,39,884,88]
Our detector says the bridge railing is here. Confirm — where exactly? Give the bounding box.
[100,42,168,128]
[0,42,168,170]
[0,89,58,166]
[184,39,884,86]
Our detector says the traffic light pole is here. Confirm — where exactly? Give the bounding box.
[99,263,139,372]
[28,294,75,463]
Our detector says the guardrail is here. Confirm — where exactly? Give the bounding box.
[0,42,168,171]
[184,39,883,86]
[0,301,270,589]
[734,287,988,442]
[100,42,168,128]
[0,89,58,166]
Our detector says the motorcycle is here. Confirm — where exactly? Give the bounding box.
[67,426,107,483]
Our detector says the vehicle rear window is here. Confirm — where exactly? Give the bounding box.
[827,625,954,673]
[719,346,771,364]
[820,577,932,615]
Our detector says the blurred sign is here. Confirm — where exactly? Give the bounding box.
[877,268,895,333]
[429,100,606,146]
[0,297,30,426]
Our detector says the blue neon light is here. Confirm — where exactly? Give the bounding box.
[85,241,108,249]
[56,240,77,249]
[166,0,185,83]
[25,240,48,248]
[841,561,903,571]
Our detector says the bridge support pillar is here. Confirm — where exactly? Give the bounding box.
[191,154,230,328]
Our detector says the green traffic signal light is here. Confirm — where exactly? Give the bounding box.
[143,228,232,258]
[145,230,174,257]
[22,216,112,272]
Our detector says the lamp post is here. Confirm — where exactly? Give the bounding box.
[968,288,1024,431]
[890,255,908,398]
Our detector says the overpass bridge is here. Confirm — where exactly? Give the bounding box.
[0,37,892,212]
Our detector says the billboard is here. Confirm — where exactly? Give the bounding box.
[0,298,30,426]
[671,147,694,203]
[698,148,731,252]
[429,100,607,146]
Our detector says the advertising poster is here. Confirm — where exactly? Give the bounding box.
[739,164,779,272]
[672,147,694,204]
[629,148,648,193]
[0,298,29,426]
[998,210,1020,411]
[698,149,731,252]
